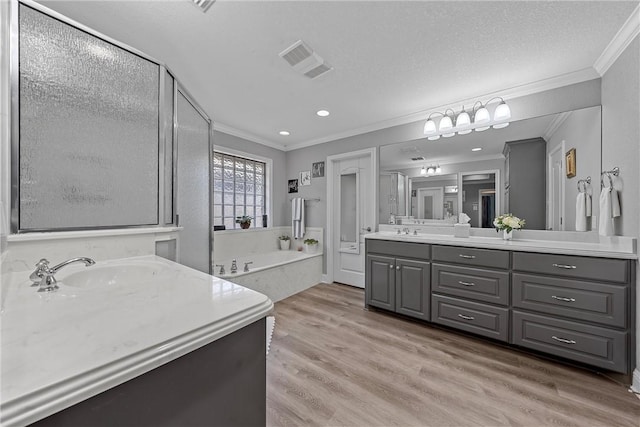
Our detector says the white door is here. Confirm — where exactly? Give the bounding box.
[328,149,376,288]
[548,145,564,230]
[417,187,444,219]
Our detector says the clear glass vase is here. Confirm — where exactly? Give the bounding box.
[503,230,513,240]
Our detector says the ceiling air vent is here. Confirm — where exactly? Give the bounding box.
[191,0,215,13]
[279,40,333,79]
[411,156,425,161]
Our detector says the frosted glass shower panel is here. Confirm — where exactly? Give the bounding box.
[176,92,211,274]
[164,71,175,224]
[18,5,159,230]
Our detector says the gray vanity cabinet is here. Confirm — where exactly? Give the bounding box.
[431,245,510,342]
[365,238,634,375]
[511,252,632,373]
[365,240,431,320]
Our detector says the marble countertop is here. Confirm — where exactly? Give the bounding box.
[0,255,273,426]
[366,232,637,259]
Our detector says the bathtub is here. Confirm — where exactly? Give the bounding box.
[214,250,323,302]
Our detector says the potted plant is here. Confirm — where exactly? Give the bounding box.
[278,235,291,250]
[235,215,253,229]
[493,213,525,240]
[303,238,319,253]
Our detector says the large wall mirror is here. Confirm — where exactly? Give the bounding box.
[379,105,601,231]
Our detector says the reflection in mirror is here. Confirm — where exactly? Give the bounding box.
[379,105,601,231]
[379,172,407,223]
[409,174,457,220]
[340,173,357,242]
[461,172,497,228]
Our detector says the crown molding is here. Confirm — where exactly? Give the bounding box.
[283,67,599,152]
[543,111,572,141]
[594,3,640,76]
[213,122,287,151]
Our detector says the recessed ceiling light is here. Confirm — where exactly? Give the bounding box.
[316,110,330,117]
[472,147,482,152]
[279,131,290,136]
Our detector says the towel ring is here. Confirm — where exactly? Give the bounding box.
[577,176,591,193]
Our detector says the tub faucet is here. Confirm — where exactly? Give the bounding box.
[230,259,238,274]
[33,257,96,292]
[244,262,253,272]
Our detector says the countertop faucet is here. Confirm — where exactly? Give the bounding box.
[32,257,96,292]
[216,264,225,275]
[244,262,253,272]
[230,259,238,274]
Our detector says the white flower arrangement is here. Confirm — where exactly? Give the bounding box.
[493,214,525,233]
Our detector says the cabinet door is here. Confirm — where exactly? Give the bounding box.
[365,255,395,311]
[395,258,430,320]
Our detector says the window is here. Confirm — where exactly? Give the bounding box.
[213,151,266,230]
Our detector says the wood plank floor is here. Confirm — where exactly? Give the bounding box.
[266,283,640,427]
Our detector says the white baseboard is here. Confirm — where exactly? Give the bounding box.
[632,368,640,393]
[321,274,331,284]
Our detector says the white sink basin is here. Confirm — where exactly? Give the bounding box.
[60,263,166,288]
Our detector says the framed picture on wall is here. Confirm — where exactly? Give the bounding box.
[288,179,299,193]
[300,171,311,186]
[565,148,576,178]
[312,161,325,178]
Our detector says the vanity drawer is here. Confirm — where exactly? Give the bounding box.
[367,240,430,260]
[512,274,627,328]
[512,252,629,284]
[431,295,509,342]
[512,311,628,373]
[432,263,509,305]
[432,245,509,270]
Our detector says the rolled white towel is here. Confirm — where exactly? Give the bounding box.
[575,192,587,232]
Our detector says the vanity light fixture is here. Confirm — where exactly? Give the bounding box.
[423,97,510,139]
[316,110,330,117]
[279,131,290,136]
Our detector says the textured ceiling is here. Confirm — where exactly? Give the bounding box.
[39,0,637,150]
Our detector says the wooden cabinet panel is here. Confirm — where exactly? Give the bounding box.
[512,310,628,373]
[432,245,509,270]
[513,273,627,328]
[432,295,509,342]
[512,252,629,283]
[432,263,509,305]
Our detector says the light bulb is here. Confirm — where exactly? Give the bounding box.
[420,166,427,175]
[423,119,437,136]
[455,111,472,135]
[474,106,490,131]
[493,101,511,122]
[435,165,441,173]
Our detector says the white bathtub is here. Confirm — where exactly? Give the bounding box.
[214,250,322,302]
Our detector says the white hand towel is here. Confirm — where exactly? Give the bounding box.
[292,198,305,239]
[575,192,587,232]
[585,193,592,217]
[599,188,618,236]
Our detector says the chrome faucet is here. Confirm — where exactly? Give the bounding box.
[244,262,253,272]
[32,257,96,292]
[403,227,410,235]
[29,259,50,286]
[230,259,238,274]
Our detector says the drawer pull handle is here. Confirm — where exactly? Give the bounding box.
[458,281,475,287]
[551,295,576,302]
[457,314,475,321]
[552,263,577,269]
[459,254,476,259]
[552,336,576,345]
